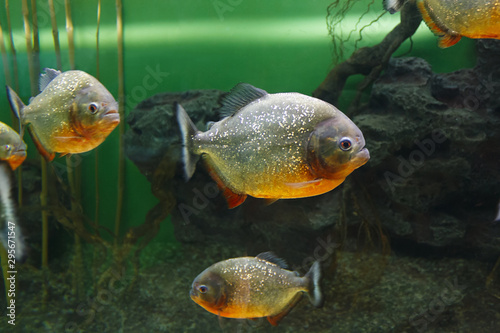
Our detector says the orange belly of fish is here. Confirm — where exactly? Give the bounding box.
[50,128,104,154]
[246,177,346,199]
[201,302,271,319]
[464,17,500,39]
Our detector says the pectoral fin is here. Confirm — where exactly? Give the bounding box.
[284,179,323,189]
[267,293,303,326]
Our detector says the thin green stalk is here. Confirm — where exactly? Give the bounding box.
[21,0,37,97]
[0,17,22,207]
[95,0,101,226]
[48,0,62,71]
[5,0,19,92]
[0,21,12,91]
[114,0,125,246]
[65,0,75,69]
[31,0,40,77]
[67,156,83,299]
[41,158,48,268]
[22,0,48,274]
[96,0,101,79]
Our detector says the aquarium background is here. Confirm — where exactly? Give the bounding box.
[0,1,497,332]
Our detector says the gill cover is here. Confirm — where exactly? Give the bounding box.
[192,271,227,311]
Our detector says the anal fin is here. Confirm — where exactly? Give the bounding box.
[267,293,303,326]
[417,0,461,48]
[28,127,55,161]
[202,156,247,209]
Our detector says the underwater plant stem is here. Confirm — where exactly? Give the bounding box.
[41,157,49,268]
[21,0,38,97]
[114,0,125,246]
[0,22,12,94]
[48,0,63,71]
[66,156,84,298]
[0,19,22,206]
[5,0,19,92]
[96,0,101,79]
[65,0,75,70]
[31,0,40,70]
[313,2,422,106]
[95,0,101,226]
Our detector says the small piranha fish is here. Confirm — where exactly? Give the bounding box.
[0,121,26,171]
[177,83,369,208]
[384,0,500,48]
[0,122,27,261]
[6,68,120,161]
[190,252,323,326]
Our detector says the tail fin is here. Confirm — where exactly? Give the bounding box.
[6,86,26,136]
[383,0,405,14]
[305,261,323,308]
[175,103,200,180]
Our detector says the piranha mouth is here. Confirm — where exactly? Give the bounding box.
[356,147,370,164]
[9,151,27,170]
[103,109,120,123]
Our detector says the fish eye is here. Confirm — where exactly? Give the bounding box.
[4,144,12,151]
[199,285,208,293]
[339,138,352,151]
[88,103,99,114]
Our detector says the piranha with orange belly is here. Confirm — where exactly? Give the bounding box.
[6,68,120,161]
[177,83,369,208]
[190,252,323,326]
[384,0,500,47]
[0,121,26,171]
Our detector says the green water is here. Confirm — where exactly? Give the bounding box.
[0,1,475,240]
[0,1,487,332]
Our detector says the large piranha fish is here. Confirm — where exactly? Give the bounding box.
[177,83,369,209]
[384,0,500,48]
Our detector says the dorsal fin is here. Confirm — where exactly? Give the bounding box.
[219,83,268,118]
[256,252,289,269]
[39,68,61,92]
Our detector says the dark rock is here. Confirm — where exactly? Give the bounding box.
[124,41,500,260]
[124,89,226,181]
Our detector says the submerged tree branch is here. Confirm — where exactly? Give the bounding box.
[313,3,422,106]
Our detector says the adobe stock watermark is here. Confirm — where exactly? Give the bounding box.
[177,181,220,224]
[64,267,131,332]
[409,277,467,332]
[384,129,447,193]
[292,234,339,274]
[212,0,245,21]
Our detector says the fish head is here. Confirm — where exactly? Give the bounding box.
[0,124,27,170]
[71,85,120,138]
[190,269,227,313]
[307,116,370,179]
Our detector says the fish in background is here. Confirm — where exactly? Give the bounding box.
[0,122,26,171]
[384,0,500,48]
[0,122,26,262]
[6,68,120,161]
[190,252,323,326]
[177,83,369,208]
